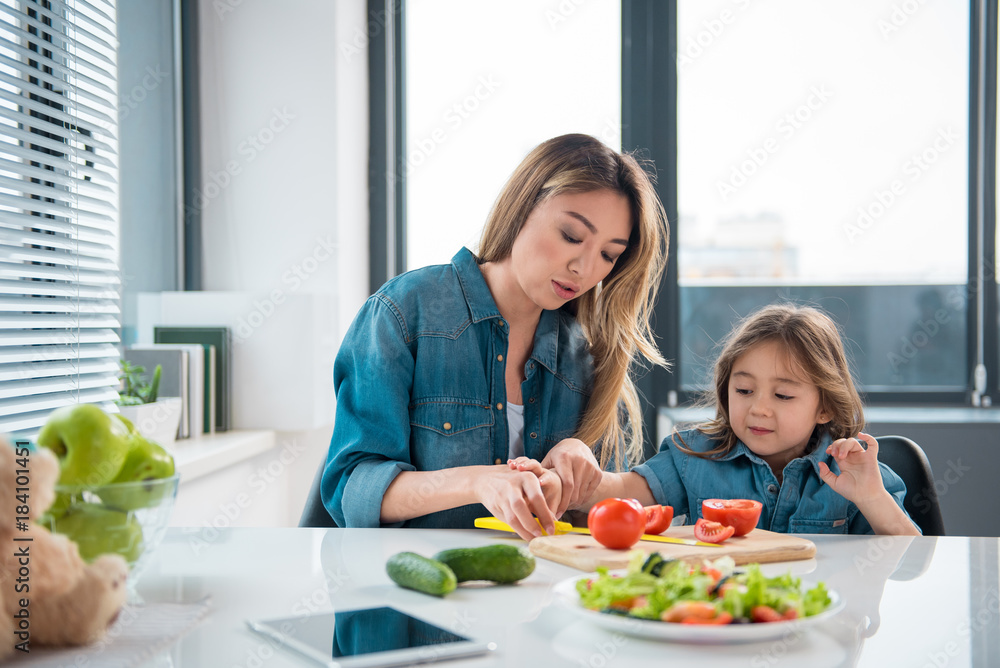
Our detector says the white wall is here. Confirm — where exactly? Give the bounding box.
[196,0,369,344]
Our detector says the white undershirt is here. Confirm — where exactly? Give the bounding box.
[506,401,525,460]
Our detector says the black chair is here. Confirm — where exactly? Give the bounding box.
[299,461,339,528]
[875,435,945,536]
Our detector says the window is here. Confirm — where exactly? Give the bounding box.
[375,0,997,413]
[404,0,621,270]
[676,0,970,397]
[0,0,121,434]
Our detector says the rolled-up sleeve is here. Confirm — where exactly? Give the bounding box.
[321,295,416,527]
[631,437,690,520]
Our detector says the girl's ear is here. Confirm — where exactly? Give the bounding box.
[816,406,833,425]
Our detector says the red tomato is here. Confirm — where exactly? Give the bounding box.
[701,499,763,537]
[642,504,674,535]
[751,605,784,623]
[693,518,735,544]
[587,498,646,549]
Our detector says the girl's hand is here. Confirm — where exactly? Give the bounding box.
[818,433,886,506]
[509,457,563,515]
[476,466,557,541]
[539,438,602,518]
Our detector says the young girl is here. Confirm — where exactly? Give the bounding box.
[321,134,669,540]
[517,303,920,535]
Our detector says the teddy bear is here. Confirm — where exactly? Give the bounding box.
[0,434,129,658]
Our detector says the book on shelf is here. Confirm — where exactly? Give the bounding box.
[154,326,231,432]
[126,343,205,439]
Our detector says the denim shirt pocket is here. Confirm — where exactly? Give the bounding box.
[409,400,495,469]
[788,517,850,534]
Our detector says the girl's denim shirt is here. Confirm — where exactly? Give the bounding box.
[633,428,919,534]
[322,248,593,528]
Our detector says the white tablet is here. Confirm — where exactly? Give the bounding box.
[246,606,496,668]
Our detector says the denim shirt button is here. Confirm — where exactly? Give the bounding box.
[498,319,506,328]
[496,403,503,410]
[497,354,503,361]
[443,422,452,431]
[767,484,778,494]
[529,432,537,439]
[494,458,502,465]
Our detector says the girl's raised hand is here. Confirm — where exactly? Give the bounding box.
[818,433,886,506]
[539,438,602,518]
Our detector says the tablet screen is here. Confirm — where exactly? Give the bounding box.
[330,607,467,656]
[249,606,494,667]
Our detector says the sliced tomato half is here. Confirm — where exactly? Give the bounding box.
[701,498,763,536]
[642,504,674,535]
[693,518,735,544]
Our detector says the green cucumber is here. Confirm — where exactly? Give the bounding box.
[386,552,457,596]
[432,544,536,584]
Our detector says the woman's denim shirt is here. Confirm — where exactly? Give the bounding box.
[321,248,593,529]
[633,428,919,534]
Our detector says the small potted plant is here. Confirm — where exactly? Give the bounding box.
[115,360,183,447]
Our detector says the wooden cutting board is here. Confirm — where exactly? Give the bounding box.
[529,526,816,572]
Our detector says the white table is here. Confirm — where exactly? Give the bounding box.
[136,528,999,667]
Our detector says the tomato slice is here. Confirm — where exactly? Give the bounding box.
[701,499,763,536]
[693,518,735,544]
[642,504,674,535]
[751,605,784,623]
[587,498,646,549]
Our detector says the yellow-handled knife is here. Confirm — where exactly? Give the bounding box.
[473,516,721,548]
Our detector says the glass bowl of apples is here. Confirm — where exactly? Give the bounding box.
[37,403,180,589]
[43,474,180,586]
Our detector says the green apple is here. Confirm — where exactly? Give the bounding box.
[38,404,130,486]
[100,435,177,510]
[52,504,144,564]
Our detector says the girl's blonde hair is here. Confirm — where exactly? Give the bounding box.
[683,303,865,458]
[477,134,669,470]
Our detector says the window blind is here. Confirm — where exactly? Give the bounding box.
[0,0,120,435]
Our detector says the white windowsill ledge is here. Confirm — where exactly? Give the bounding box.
[171,429,277,483]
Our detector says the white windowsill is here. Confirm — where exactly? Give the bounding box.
[171,429,277,483]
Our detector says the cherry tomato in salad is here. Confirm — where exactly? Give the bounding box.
[694,518,735,544]
[701,499,763,536]
[588,498,645,549]
[642,504,674,535]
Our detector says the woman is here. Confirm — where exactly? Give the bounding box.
[321,133,668,539]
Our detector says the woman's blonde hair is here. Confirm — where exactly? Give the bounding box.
[477,134,669,470]
[682,303,865,458]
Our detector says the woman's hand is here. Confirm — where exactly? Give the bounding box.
[818,433,886,507]
[475,465,558,541]
[539,438,602,518]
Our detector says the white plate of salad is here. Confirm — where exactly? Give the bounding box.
[553,552,844,644]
